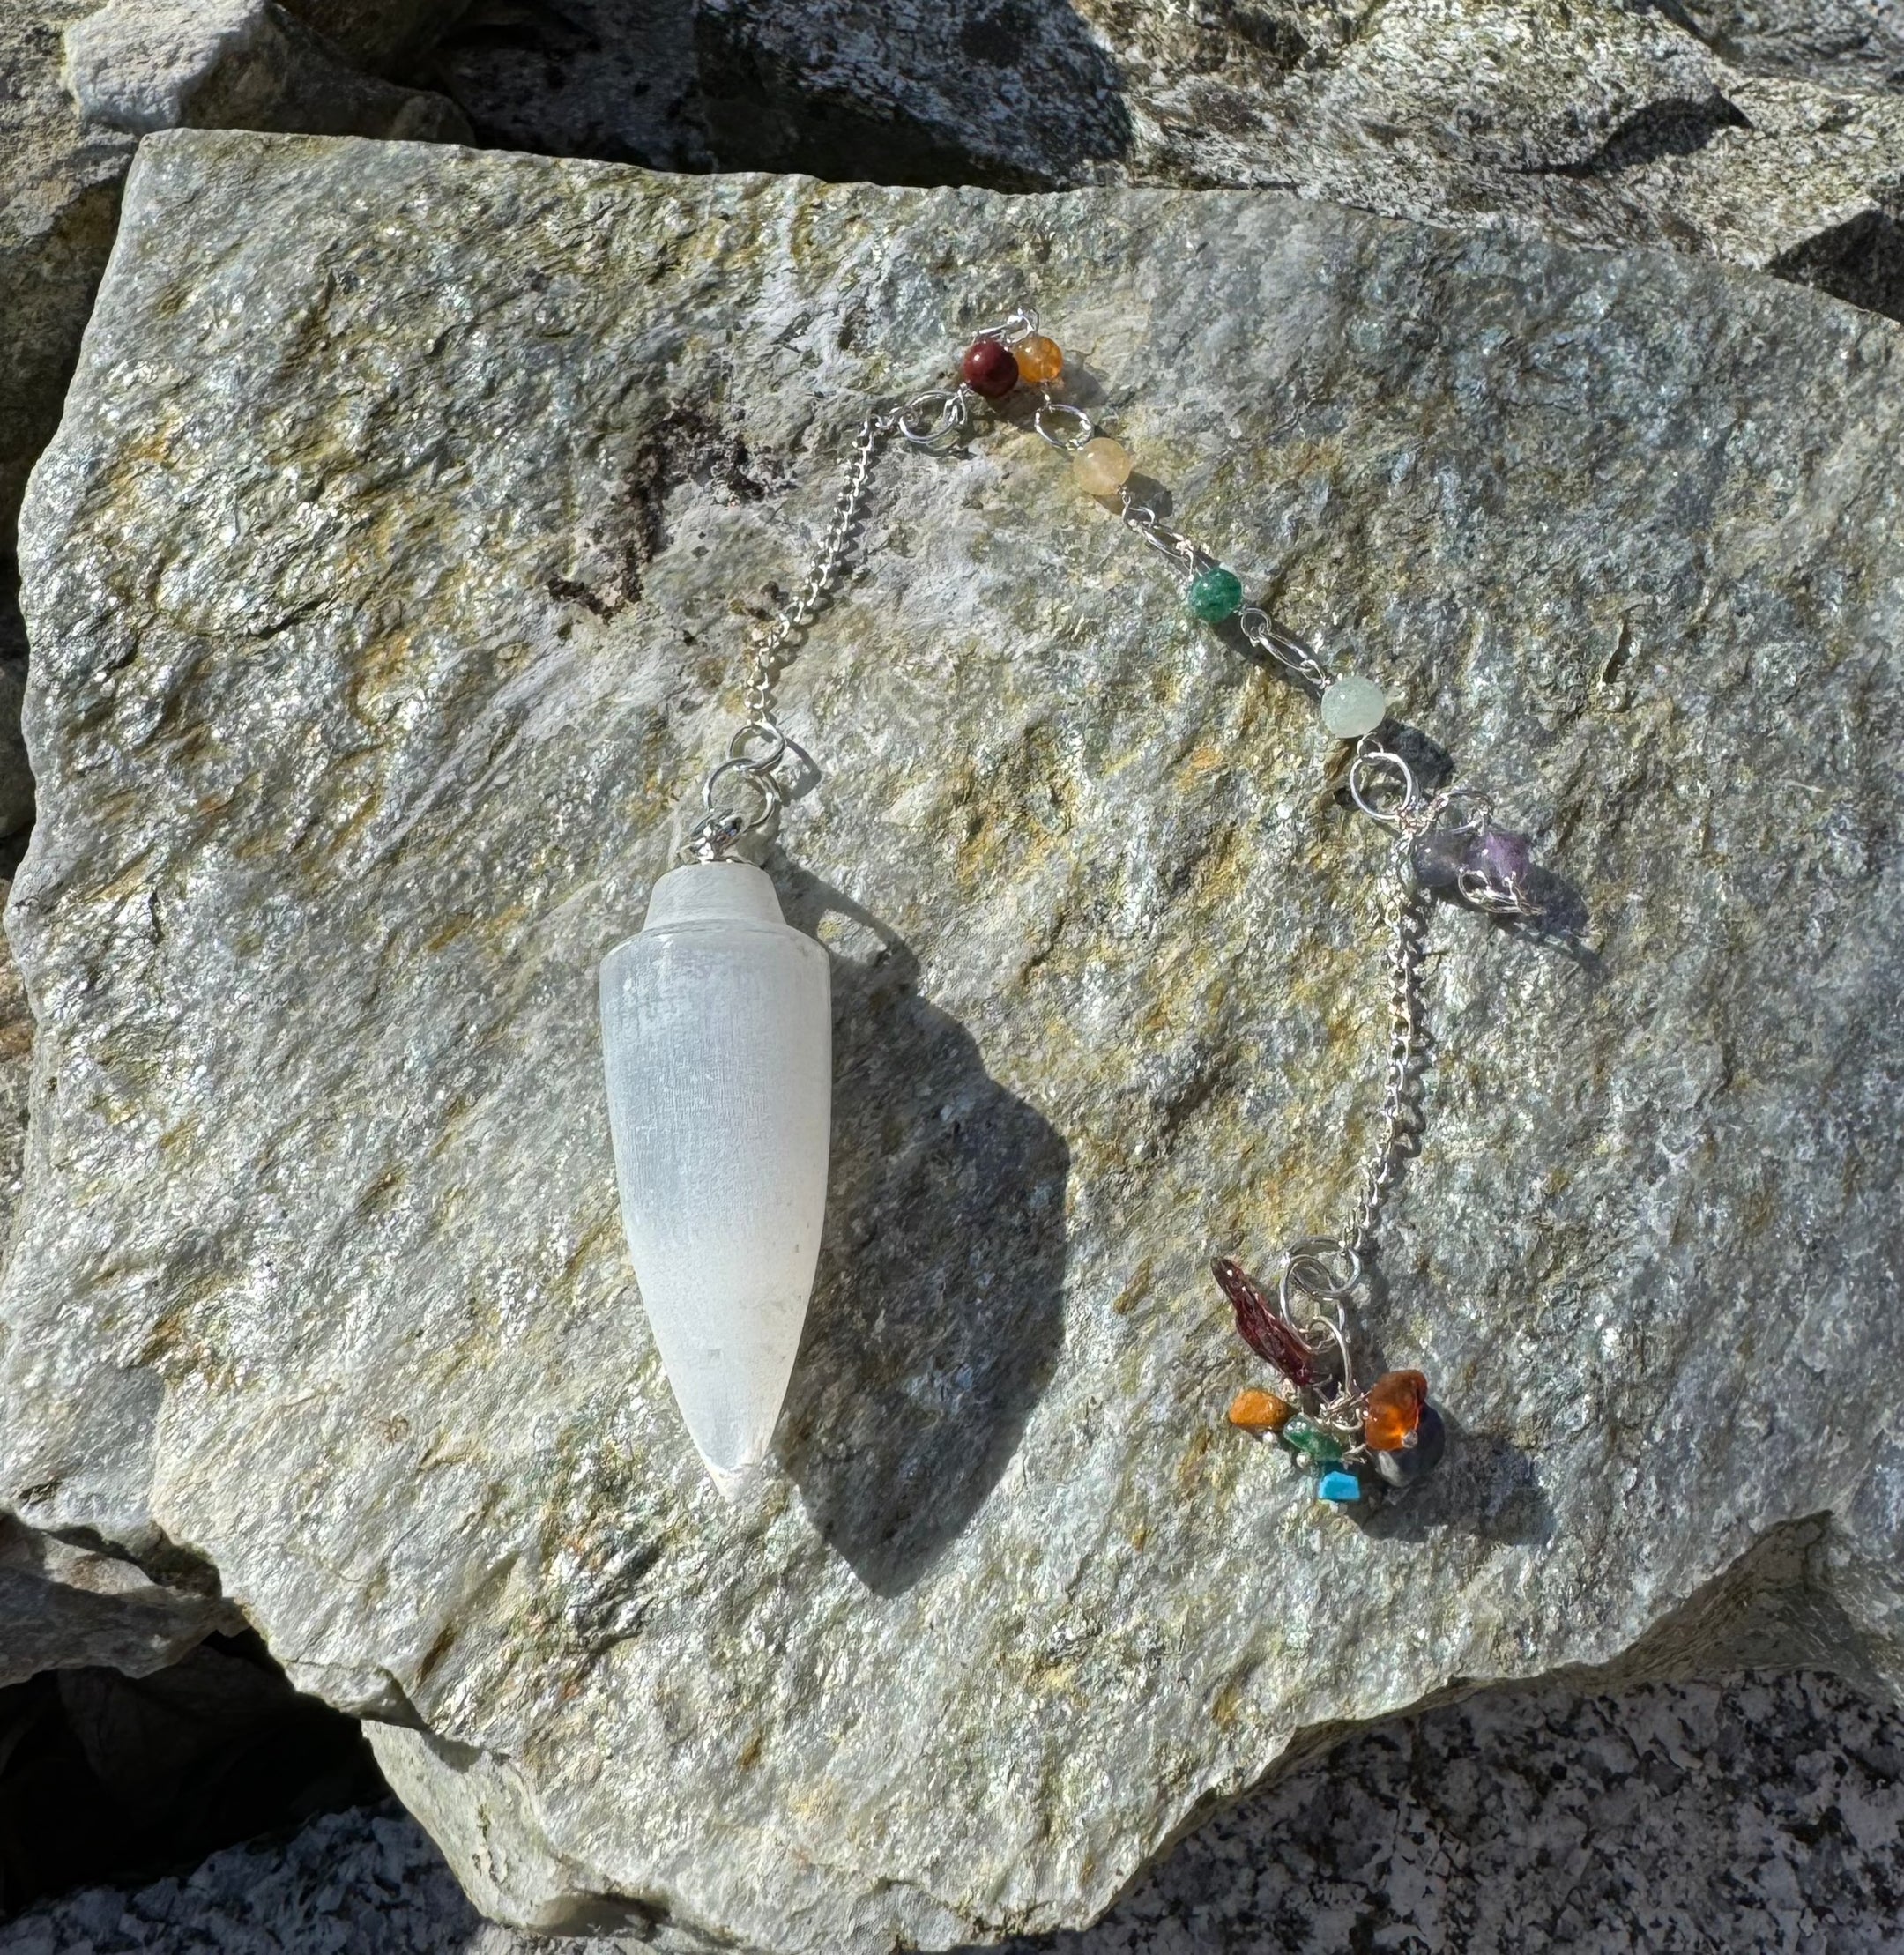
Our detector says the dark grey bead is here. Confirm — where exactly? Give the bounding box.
[1374,1403,1447,1487]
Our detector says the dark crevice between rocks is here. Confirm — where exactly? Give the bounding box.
[1768,206,1904,323]
[0,1632,386,1921]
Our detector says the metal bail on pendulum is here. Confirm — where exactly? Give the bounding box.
[598,762,830,1498]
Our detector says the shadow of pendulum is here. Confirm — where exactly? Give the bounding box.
[773,873,1071,1594]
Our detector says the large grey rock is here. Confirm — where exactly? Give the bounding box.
[4,1671,1901,1951]
[1670,0,1904,89]
[62,0,472,143]
[693,0,1904,319]
[0,1514,240,1685]
[0,0,137,571]
[11,129,1904,1949]
[418,0,710,169]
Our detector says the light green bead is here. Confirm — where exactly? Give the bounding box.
[1320,673,1389,739]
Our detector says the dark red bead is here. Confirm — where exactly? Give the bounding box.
[962,338,1020,399]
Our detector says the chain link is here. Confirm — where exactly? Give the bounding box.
[1344,825,1433,1260]
[685,405,893,861]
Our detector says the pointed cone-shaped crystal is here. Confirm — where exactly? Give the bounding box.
[599,861,831,1497]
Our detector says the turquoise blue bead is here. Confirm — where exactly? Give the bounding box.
[1317,1468,1362,1503]
[1187,567,1244,623]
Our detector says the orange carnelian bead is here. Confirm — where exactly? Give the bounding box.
[1228,1386,1295,1434]
[1363,1370,1430,1451]
[1015,333,1063,383]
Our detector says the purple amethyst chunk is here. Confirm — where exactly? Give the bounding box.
[1471,827,1534,887]
[1412,827,1470,892]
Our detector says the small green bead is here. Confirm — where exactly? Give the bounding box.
[1187,567,1244,623]
[1282,1417,1347,1463]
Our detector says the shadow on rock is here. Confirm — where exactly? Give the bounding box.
[695,0,1134,190]
[1354,1409,1554,1547]
[776,873,1069,1594]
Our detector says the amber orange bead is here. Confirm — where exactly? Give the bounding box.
[961,338,1019,398]
[1015,333,1063,383]
[1363,1369,1430,1451]
[1228,1386,1295,1434]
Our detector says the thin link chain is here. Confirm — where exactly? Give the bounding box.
[1345,829,1432,1260]
[685,405,894,861]
[673,302,1543,1444]
[740,408,889,728]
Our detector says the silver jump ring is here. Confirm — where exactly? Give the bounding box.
[1280,1234,1362,1302]
[976,305,1038,345]
[1430,787,1494,835]
[897,388,968,448]
[701,758,782,830]
[1033,400,1095,452]
[726,722,788,772]
[1349,750,1419,827]
[1123,502,1197,567]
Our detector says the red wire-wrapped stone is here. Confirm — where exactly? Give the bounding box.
[1211,1256,1317,1390]
[962,338,1020,398]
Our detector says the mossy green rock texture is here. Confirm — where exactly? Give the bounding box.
[10,130,1904,1949]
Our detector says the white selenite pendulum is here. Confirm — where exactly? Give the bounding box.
[599,858,831,1497]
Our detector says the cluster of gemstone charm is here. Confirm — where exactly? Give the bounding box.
[1215,1257,1445,1504]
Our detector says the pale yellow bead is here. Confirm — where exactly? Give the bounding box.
[1072,436,1133,496]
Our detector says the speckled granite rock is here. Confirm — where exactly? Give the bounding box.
[62,0,471,143]
[5,1674,1900,1952]
[11,130,1904,1949]
[695,0,1904,319]
[1670,0,1904,90]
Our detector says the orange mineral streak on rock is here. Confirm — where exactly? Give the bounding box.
[1363,1369,1430,1451]
[1227,1386,1294,1433]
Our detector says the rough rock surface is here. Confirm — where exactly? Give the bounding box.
[62,0,471,144]
[0,1518,240,1689]
[11,129,1904,1950]
[1670,0,1904,89]
[691,0,1904,319]
[5,1673,1901,1952]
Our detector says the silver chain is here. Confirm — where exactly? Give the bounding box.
[684,406,894,863]
[674,301,1543,1445]
[1346,823,1432,1260]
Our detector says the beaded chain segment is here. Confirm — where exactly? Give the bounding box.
[687,305,1551,1510]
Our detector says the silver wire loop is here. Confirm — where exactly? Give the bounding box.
[1280,1236,1362,1303]
[1033,399,1095,451]
[726,721,788,772]
[897,388,970,448]
[1238,605,1331,688]
[701,757,782,828]
[1120,498,1205,570]
[1348,747,1419,826]
[1459,863,1543,918]
[975,305,1038,345]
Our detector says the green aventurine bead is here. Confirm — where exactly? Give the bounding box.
[1282,1417,1347,1463]
[1187,567,1244,622]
